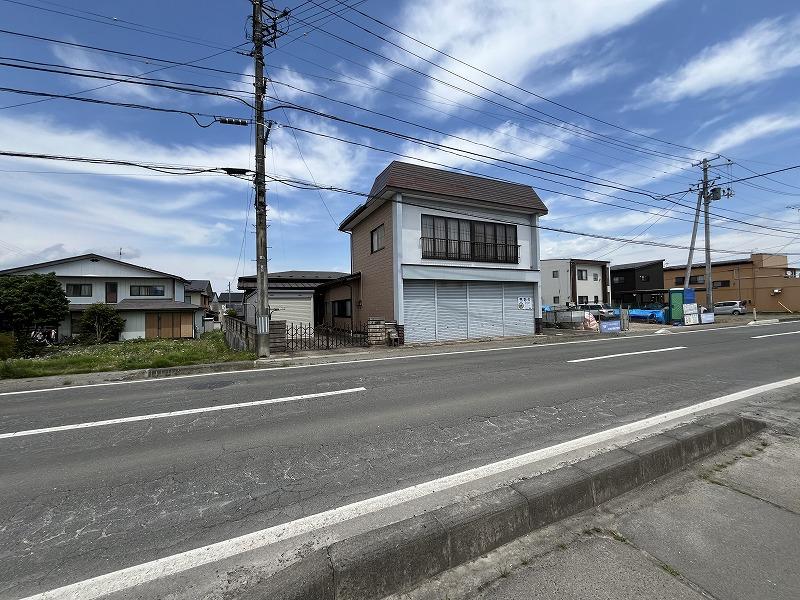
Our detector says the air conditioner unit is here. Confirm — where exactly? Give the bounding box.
[771,288,783,295]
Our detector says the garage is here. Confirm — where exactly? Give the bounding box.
[268,293,314,326]
[403,280,535,342]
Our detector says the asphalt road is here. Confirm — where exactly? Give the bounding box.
[1,322,799,599]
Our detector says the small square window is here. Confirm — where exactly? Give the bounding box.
[593,273,599,281]
[594,295,599,303]
[553,296,560,304]
[552,270,559,278]
[577,269,588,280]
[371,224,385,253]
[578,295,589,304]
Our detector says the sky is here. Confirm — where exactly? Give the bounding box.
[1,0,800,293]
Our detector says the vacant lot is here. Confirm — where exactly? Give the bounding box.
[0,331,254,379]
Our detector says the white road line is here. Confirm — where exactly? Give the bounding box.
[21,375,800,600]
[751,330,800,339]
[567,346,686,363]
[2,319,799,398]
[0,388,365,440]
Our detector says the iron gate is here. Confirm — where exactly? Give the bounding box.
[286,322,369,351]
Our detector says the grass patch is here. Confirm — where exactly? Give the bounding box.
[0,331,255,379]
[660,563,680,577]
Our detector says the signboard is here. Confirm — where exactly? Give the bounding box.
[517,296,533,310]
[599,320,622,333]
[683,303,699,315]
[701,312,715,324]
[684,313,699,326]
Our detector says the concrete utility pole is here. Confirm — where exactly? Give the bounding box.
[702,158,713,308]
[252,0,270,358]
[683,189,703,290]
[251,1,287,357]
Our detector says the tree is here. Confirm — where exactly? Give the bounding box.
[0,273,69,334]
[78,303,125,344]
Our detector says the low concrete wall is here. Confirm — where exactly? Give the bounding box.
[252,413,765,600]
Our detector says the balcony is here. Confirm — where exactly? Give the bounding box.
[421,237,520,264]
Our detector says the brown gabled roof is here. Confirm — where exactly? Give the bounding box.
[340,162,547,230]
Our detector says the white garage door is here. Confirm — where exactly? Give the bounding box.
[503,282,535,336]
[467,282,504,338]
[403,280,536,342]
[436,281,468,340]
[270,296,313,327]
[403,280,436,342]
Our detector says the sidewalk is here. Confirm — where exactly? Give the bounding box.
[397,398,800,600]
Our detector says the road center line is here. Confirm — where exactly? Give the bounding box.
[20,375,800,600]
[567,346,686,363]
[751,330,800,339]
[0,388,365,440]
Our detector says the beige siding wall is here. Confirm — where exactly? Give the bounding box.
[351,202,394,321]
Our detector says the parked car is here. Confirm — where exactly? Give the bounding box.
[713,300,748,315]
[578,303,615,319]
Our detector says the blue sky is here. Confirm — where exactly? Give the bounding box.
[1,0,800,292]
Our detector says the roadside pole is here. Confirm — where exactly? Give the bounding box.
[702,158,713,308]
[252,0,270,358]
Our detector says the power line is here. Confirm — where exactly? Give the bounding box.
[327,0,717,159]
[261,172,795,255]
[0,86,248,127]
[275,122,800,241]
[290,6,701,167]
[0,0,236,50]
[0,58,254,107]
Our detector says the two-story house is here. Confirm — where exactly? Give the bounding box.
[610,259,666,307]
[0,253,203,340]
[321,162,547,342]
[540,258,610,307]
[185,280,214,312]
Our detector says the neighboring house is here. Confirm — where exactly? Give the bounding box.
[663,253,800,312]
[238,271,347,327]
[185,280,213,311]
[214,291,245,316]
[321,161,548,342]
[540,258,610,307]
[610,260,666,307]
[0,253,203,340]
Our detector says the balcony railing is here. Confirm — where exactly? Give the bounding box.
[421,237,520,264]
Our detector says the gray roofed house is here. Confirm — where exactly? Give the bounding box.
[185,279,213,310]
[0,253,205,340]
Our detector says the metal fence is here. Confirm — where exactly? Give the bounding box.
[286,322,369,351]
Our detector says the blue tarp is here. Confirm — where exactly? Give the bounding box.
[625,308,668,323]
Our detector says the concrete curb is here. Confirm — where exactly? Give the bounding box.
[145,360,257,378]
[748,318,780,326]
[253,414,765,600]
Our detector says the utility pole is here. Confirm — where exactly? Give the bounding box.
[702,158,713,308]
[250,1,287,357]
[683,189,703,290]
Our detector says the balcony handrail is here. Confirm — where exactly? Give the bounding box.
[420,236,520,264]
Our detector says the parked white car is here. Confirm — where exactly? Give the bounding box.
[713,300,748,315]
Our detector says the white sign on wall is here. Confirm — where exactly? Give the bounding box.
[684,313,700,326]
[517,296,533,310]
[683,303,699,315]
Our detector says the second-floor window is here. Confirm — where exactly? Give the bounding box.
[371,224,385,253]
[612,275,624,284]
[66,283,92,297]
[421,214,518,263]
[130,284,165,296]
[577,269,588,280]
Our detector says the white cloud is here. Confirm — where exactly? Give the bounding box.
[51,44,161,103]
[708,111,800,153]
[397,121,569,171]
[363,0,667,110]
[632,15,800,106]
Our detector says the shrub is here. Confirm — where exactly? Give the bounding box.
[79,303,125,344]
[0,332,14,360]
